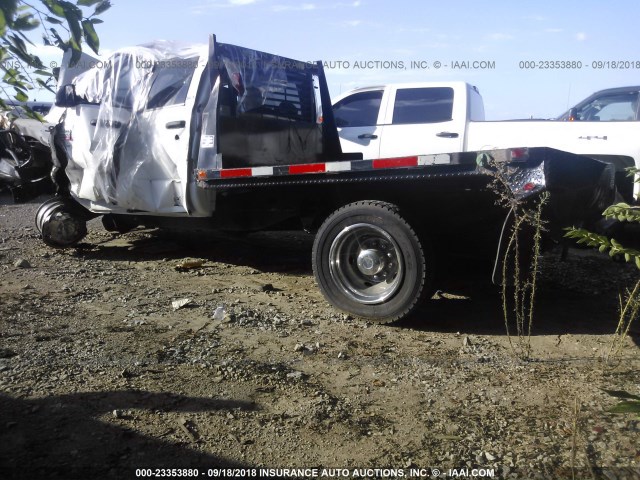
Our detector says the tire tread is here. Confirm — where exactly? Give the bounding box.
[312,200,430,324]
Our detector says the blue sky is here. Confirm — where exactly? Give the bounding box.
[30,0,640,119]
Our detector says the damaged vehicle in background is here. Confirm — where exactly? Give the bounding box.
[0,128,53,202]
[3,100,53,117]
[0,50,99,201]
[32,35,616,323]
[0,102,56,201]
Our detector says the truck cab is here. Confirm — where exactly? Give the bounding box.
[332,82,484,158]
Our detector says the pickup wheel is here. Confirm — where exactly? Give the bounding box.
[312,201,431,324]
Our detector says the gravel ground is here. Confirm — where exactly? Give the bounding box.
[1,192,639,480]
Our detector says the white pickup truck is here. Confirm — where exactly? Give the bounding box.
[333,82,640,201]
[20,36,615,324]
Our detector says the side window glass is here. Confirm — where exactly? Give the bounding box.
[576,93,639,121]
[392,87,453,124]
[146,58,197,110]
[333,90,383,127]
[107,56,135,109]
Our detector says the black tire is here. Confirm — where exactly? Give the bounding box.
[312,201,432,324]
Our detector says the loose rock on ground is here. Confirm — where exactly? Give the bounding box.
[1,193,639,479]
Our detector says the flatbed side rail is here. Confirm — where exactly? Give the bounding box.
[195,152,489,188]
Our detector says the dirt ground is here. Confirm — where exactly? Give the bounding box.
[1,191,639,480]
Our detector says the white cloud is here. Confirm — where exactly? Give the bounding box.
[420,42,451,50]
[191,0,357,14]
[487,33,514,41]
[272,1,360,12]
[271,3,316,12]
[331,18,381,29]
[576,32,587,41]
[396,26,430,34]
[190,0,257,14]
[387,48,417,57]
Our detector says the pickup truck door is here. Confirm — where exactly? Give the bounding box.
[379,86,464,157]
[333,89,386,159]
[65,54,205,213]
[565,91,640,175]
[63,54,134,204]
[126,57,201,213]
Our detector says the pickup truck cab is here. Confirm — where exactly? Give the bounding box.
[332,81,484,159]
[558,86,640,121]
[334,83,640,201]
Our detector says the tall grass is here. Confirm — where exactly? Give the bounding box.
[500,194,547,361]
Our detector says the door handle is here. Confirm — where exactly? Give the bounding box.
[166,120,186,129]
[90,119,121,128]
[578,135,608,140]
[436,131,459,138]
[357,133,378,139]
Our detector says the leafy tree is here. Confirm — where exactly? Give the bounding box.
[0,0,110,118]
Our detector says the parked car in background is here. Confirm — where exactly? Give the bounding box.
[558,86,640,122]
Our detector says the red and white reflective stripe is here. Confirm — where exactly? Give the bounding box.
[289,163,326,174]
[198,154,451,181]
[251,167,275,176]
[219,168,252,178]
[372,156,419,169]
[218,164,327,178]
[325,161,352,172]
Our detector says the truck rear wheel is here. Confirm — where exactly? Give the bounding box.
[312,201,432,324]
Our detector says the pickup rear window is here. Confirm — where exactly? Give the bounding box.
[392,87,453,124]
[146,58,198,109]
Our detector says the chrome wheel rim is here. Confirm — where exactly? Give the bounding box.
[329,223,404,304]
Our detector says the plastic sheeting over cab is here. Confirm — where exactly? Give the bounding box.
[56,35,340,216]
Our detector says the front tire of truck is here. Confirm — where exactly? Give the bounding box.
[313,201,431,324]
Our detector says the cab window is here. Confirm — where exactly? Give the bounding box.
[146,58,198,110]
[575,92,639,121]
[333,90,383,127]
[392,87,453,124]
